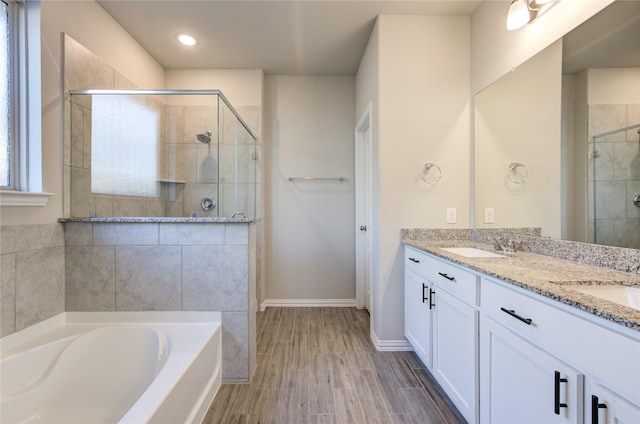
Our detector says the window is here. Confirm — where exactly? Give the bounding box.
[0,0,49,206]
[1,0,11,188]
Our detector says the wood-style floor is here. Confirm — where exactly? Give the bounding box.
[204,307,466,424]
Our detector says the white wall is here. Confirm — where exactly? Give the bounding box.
[475,41,563,237]
[265,75,356,303]
[587,68,640,105]
[356,15,471,343]
[471,0,614,94]
[1,1,164,226]
[165,70,263,108]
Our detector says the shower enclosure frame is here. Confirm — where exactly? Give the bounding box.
[67,89,258,219]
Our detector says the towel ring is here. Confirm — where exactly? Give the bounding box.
[507,162,529,184]
[421,163,442,184]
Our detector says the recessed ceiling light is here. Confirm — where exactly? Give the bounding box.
[176,33,197,46]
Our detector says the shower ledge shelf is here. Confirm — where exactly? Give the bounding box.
[157,178,186,184]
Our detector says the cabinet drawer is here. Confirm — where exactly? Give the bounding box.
[405,246,479,306]
[405,246,430,276]
[423,254,479,306]
[482,277,640,405]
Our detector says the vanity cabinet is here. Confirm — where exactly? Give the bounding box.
[481,276,640,424]
[586,382,640,424]
[404,246,479,424]
[405,244,640,424]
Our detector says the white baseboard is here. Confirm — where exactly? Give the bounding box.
[260,298,356,311]
[370,328,413,351]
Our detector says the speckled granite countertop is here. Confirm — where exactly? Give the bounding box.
[403,237,640,333]
[59,217,253,223]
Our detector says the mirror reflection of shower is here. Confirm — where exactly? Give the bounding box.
[197,130,213,144]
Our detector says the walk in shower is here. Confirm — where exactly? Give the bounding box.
[66,90,258,219]
[589,103,640,248]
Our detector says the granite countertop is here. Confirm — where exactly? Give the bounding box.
[403,237,640,332]
[59,217,254,223]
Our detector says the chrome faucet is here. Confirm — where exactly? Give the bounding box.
[489,236,528,252]
[489,237,503,251]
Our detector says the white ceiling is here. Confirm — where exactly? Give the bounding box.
[96,0,483,75]
[562,0,640,74]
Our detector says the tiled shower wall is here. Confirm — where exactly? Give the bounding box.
[65,35,261,220]
[589,103,640,248]
[0,224,65,337]
[64,222,256,382]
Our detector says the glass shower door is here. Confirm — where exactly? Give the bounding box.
[589,104,640,249]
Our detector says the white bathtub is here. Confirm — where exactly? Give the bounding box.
[0,311,222,424]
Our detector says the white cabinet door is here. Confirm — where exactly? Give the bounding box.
[405,268,432,368]
[432,287,478,424]
[586,382,640,424]
[481,317,584,424]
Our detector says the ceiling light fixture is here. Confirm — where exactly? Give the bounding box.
[506,0,561,31]
[176,33,197,46]
[506,0,535,30]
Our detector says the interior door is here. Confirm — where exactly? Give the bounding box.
[355,102,372,311]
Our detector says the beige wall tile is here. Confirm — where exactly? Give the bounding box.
[182,246,248,311]
[226,224,249,246]
[0,224,65,255]
[115,246,181,311]
[15,247,65,331]
[64,222,93,246]
[221,312,249,380]
[1,254,16,337]
[66,246,115,311]
[114,196,148,217]
[159,223,225,245]
[93,223,158,245]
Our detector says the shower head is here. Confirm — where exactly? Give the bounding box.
[197,130,213,144]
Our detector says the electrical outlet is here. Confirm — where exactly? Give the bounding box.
[446,208,456,224]
[484,208,495,224]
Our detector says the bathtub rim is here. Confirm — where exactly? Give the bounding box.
[1,311,221,355]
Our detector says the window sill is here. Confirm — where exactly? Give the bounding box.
[0,191,54,207]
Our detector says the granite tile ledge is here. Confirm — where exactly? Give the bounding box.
[59,217,253,224]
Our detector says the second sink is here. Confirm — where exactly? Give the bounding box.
[567,284,640,310]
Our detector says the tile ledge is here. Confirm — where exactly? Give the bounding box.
[58,217,254,223]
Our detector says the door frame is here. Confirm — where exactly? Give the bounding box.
[355,101,373,311]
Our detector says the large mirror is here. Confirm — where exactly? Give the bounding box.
[474,0,640,249]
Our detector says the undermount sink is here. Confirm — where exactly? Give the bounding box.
[439,247,506,258]
[567,285,640,310]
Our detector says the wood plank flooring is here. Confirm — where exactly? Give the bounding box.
[204,307,466,424]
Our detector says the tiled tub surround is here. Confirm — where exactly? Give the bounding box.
[0,224,65,337]
[63,221,256,382]
[402,228,640,331]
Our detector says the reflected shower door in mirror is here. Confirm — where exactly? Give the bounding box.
[474,0,640,249]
